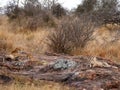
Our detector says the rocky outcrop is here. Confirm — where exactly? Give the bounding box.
[0,54,120,90]
[52,59,77,70]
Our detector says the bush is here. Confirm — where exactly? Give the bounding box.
[5,0,20,20]
[75,0,97,14]
[47,16,95,54]
[51,4,66,18]
[75,0,119,26]
[5,0,57,31]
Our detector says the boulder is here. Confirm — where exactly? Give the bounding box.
[52,59,77,70]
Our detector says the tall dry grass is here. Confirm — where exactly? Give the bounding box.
[0,29,50,54]
[71,25,120,63]
[0,16,50,54]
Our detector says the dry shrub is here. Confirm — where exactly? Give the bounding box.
[51,3,66,18]
[5,0,57,31]
[24,14,55,31]
[47,16,95,54]
[7,11,56,31]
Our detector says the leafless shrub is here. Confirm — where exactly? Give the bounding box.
[22,0,42,17]
[5,0,58,30]
[75,0,97,14]
[47,16,95,54]
[51,3,66,18]
[23,12,55,31]
[75,0,119,26]
[5,0,20,20]
[41,0,58,10]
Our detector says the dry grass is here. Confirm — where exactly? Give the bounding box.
[0,16,51,55]
[0,24,50,54]
[71,25,120,63]
[0,82,71,90]
[1,16,120,63]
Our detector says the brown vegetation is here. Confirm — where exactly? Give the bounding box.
[47,16,95,54]
[1,0,120,89]
[0,82,70,90]
[0,15,49,55]
[1,16,120,63]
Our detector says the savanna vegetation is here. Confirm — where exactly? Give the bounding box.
[0,0,120,89]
